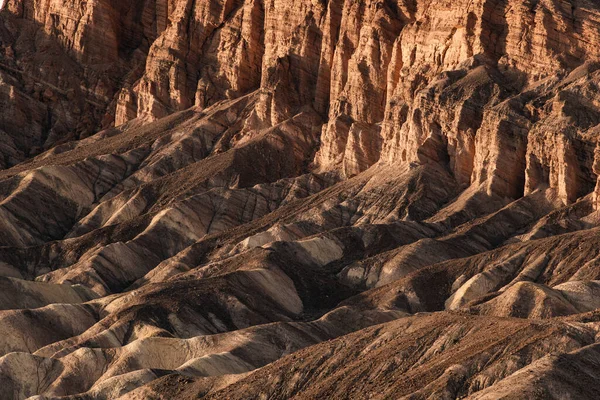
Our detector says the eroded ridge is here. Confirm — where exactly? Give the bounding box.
[1,0,600,399]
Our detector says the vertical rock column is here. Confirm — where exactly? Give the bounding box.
[594,141,600,210]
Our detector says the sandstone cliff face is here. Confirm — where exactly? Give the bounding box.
[4,0,599,198]
[2,0,600,399]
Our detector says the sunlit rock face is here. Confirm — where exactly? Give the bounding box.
[1,0,600,399]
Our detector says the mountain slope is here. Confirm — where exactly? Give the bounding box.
[1,0,600,399]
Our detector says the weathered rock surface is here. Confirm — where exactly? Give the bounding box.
[1,0,600,399]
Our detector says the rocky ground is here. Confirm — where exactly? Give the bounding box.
[1,0,600,398]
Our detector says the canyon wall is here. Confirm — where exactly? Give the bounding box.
[2,0,599,204]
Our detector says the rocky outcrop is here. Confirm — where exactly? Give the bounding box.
[1,0,598,196]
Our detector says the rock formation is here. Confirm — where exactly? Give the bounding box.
[1,0,600,398]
